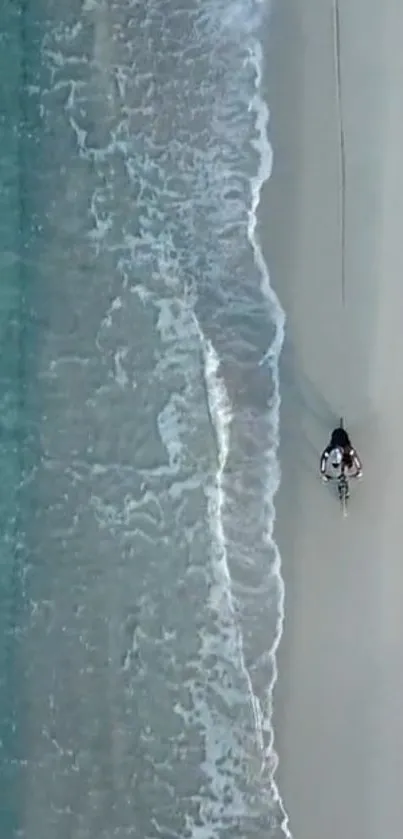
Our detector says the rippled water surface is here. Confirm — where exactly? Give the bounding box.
[0,1,288,836]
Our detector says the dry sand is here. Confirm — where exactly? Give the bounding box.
[264,1,403,837]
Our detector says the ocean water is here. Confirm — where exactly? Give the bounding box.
[1,0,289,836]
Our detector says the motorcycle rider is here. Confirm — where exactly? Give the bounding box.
[320,423,363,482]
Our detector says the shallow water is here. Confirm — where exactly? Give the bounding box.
[0,0,288,836]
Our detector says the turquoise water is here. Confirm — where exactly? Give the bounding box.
[0,1,289,836]
[0,3,24,832]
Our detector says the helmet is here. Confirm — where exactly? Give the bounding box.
[331,448,342,467]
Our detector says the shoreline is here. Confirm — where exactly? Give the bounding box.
[263,1,403,837]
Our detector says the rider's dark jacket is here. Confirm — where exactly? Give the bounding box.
[320,426,362,473]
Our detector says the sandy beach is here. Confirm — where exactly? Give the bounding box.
[265,1,403,837]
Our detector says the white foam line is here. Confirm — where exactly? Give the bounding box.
[246,38,292,839]
[193,317,266,759]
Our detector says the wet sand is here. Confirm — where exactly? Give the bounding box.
[264,1,403,837]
